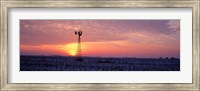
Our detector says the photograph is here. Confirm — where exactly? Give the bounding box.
[20,20,180,71]
[1,0,199,90]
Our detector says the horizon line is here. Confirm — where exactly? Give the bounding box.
[20,55,180,59]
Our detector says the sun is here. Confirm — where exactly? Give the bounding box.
[63,43,77,56]
[68,49,77,56]
[62,42,87,56]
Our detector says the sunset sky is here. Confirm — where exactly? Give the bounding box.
[20,20,180,58]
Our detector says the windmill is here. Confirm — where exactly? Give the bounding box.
[75,29,83,61]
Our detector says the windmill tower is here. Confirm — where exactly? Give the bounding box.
[75,29,83,61]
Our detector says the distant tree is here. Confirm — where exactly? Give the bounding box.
[159,57,163,60]
[170,57,175,60]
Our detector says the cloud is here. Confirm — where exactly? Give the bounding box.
[167,20,180,32]
[20,20,126,45]
[20,20,180,46]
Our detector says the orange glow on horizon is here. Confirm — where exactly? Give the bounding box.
[20,40,179,58]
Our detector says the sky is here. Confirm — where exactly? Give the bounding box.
[20,20,180,58]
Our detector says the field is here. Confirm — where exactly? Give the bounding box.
[20,55,180,71]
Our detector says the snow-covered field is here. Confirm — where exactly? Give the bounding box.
[20,55,180,71]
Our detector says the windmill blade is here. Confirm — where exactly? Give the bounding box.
[75,31,77,35]
[80,32,82,36]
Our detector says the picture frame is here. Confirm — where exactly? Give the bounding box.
[0,0,199,90]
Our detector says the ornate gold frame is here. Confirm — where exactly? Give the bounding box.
[0,0,199,90]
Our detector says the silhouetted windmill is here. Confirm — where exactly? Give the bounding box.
[75,29,83,61]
